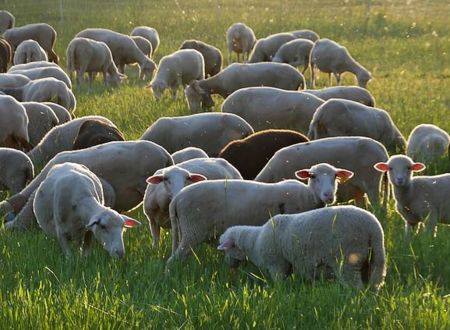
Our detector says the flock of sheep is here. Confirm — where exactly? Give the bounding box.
[0,10,449,293]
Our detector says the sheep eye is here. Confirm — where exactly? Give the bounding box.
[100,224,107,230]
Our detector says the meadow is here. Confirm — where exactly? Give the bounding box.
[0,0,449,328]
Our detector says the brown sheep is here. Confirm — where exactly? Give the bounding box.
[73,119,125,150]
[0,38,12,72]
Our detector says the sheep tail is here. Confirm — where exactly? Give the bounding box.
[368,228,386,292]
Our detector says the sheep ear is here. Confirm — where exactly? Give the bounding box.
[374,162,389,172]
[146,175,164,184]
[295,169,311,181]
[335,169,354,183]
[189,174,207,183]
[411,162,426,172]
[86,216,100,229]
[217,239,234,251]
[122,216,141,229]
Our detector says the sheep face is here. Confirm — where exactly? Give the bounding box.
[217,236,246,268]
[149,80,167,100]
[141,59,156,80]
[106,72,126,88]
[374,155,425,187]
[357,71,372,89]
[184,84,202,113]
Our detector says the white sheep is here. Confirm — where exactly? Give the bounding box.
[180,39,222,77]
[311,38,372,88]
[148,49,205,100]
[221,87,324,134]
[130,26,160,56]
[171,147,209,164]
[288,29,320,42]
[248,32,296,63]
[8,60,58,72]
[13,39,48,65]
[226,23,256,63]
[10,66,72,89]
[140,112,254,156]
[167,163,353,264]
[0,95,31,150]
[22,102,59,147]
[33,162,140,257]
[272,38,314,74]
[0,10,15,34]
[144,157,242,247]
[218,205,386,291]
[0,148,34,194]
[0,73,30,88]
[304,86,375,106]
[308,98,406,154]
[406,124,450,164]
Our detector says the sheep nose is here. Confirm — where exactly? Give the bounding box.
[322,192,334,203]
[395,177,404,186]
[113,249,124,259]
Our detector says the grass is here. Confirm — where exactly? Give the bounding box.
[1,0,450,328]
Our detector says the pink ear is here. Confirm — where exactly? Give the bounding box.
[146,175,164,184]
[411,162,426,172]
[295,170,311,181]
[374,162,390,172]
[217,239,234,251]
[189,174,207,183]
[336,169,354,182]
[124,218,141,228]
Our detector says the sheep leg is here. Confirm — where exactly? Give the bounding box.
[237,53,241,63]
[56,230,72,257]
[311,63,316,88]
[328,73,332,86]
[334,73,341,85]
[48,49,59,64]
[102,69,108,87]
[171,86,178,100]
[267,260,292,281]
[227,51,232,65]
[82,231,94,256]
[341,263,364,290]
[405,222,416,238]
[424,210,438,237]
[149,219,161,248]
[117,64,125,74]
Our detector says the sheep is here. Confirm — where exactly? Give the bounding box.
[0,73,30,88]
[179,39,222,77]
[43,102,71,123]
[131,36,152,57]
[218,129,309,180]
[148,49,205,100]
[374,155,450,235]
[171,147,209,164]
[255,137,389,208]
[185,62,305,112]
[304,86,375,106]
[22,102,59,147]
[10,66,72,89]
[0,95,31,151]
[167,163,354,264]
[144,158,242,247]
[76,28,156,80]
[66,37,125,88]
[0,38,12,72]
[0,10,14,33]
[307,99,406,154]
[288,29,320,42]
[218,205,386,291]
[33,162,141,258]
[406,124,450,164]
[4,23,59,63]
[1,140,173,230]
[248,32,296,63]
[221,87,323,134]
[130,26,160,56]
[140,112,254,156]
[0,148,34,194]
[310,38,372,88]
[13,39,48,65]
[272,38,314,74]
[226,23,256,63]
[8,60,58,72]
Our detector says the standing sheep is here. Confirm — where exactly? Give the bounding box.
[130,26,160,56]
[22,102,59,147]
[248,32,296,63]
[218,205,386,291]
[304,86,375,106]
[0,10,14,33]
[0,95,31,150]
[272,38,314,75]
[13,39,48,65]
[406,124,450,164]
[0,38,12,72]
[179,39,222,77]
[0,148,34,194]
[226,23,256,63]
[171,147,209,164]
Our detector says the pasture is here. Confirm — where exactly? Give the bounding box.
[0,0,449,328]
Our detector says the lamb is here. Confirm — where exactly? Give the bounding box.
[248,32,296,63]
[140,112,254,156]
[1,140,173,230]
[148,49,205,100]
[374,155,450,235]
[185,62,305,112]
[0,10,14,33]
[406,124,450,164]
[255,137,389,208]
[307,99,406,154]
[0,38,12,72]
[66,37,125,88]
[76,28,156,80]
[218,205,386,291]
[179,39,222,77]
[13,39,48,64]
[218,129,309,180]
[272,38,314,74]
[43,102,71,123]
[167,163,353,264]
[0,73,30,88]
[11,66,72,89]
[288,29,320,42]
[304,86,375,106]
[221,87,323,134]
[144,158,242,247]
[226,23,256,63]
[0,148,34,194]
[130,26,160,56]
[22,102,59,147]
[33,162,141,258]
[8,60,58,72]
[310,38,372,88]
[131,36,152,57]
[171,147,209,164]
[0,95,31,150]
[3,23,59,63]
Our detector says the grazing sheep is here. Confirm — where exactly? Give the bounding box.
[0,95,31,150]
[248,32,296,63]
[185,62,305,112]
[406,124,450,164]
[226,23,256,63]
[140,112,254,156]
[289,29,320,42]
[221,87,323,134]
[76,28,156,80]
[167,163,353,264]
[11,66,72,89]
[144,158,242,247]
[180,39,222,77]
[218,205,386,291]
[43,102,71,123]
[311,38,372,88]
[0,73,30,88]
[308,99,406,154]
[149,49,205,100]
[131,36,152,57]
[22,102,59,147]
[374,155,450,235]
[218,129,309,180]
[130,26,160,56]
[171,147,209,164]
[304,86,375,106]
[0,148,34,194]
[13,39,48,65]
[0,38,12,72]
[33,162,140,257]
[66,37,125,88]
[0,10,14,33]
[256,137,389,208]
[272,38,314,74]
[8,60,58,72]
[1,140,173,230]
[4,23,59,63]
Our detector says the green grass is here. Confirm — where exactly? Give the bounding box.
[1,0,450,328]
